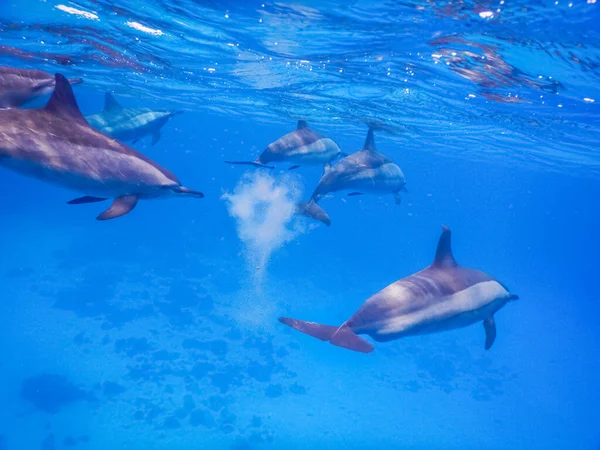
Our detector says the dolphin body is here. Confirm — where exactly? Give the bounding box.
[0,66,82,108]
[297,127,406,226]
[86,92,182,146]
[225,120,342,170]
[280,226,518,353]
[0,73,203,220]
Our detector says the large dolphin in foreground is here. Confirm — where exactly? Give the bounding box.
[280,226,518,353]
[0,73,203,220]
[297,127,406,226]
[0,66,82,108]
[225,120,343,171]
[86,92,182,146]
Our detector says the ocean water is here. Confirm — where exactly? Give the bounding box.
[1,0,600,449]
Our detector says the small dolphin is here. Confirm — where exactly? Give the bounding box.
[0,66,82,108]
[297,127,406,226]
[0,73,203,221]
[86,92,182,146]
[225,120,343,171]
[280,226,518,353]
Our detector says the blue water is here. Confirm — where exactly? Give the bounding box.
[1,1,600,449]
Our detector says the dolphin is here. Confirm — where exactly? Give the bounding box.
[0,66,82,108]
[279,226,518,353]
[0,73,203,221]
[225,120,343,171]
[85,92,182,146]
[297,127,406,226]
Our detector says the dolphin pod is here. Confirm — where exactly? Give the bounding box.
[0,67,518,352]
[297,127,407,226]
[225,120,343,171]
[86,92,183,146]
[0,66,83,108]
[0,73,203,220]
[279,225,518,353]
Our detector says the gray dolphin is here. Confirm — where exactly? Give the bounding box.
[86,92,182,146]
[225,120,343,170]
[297,127,406,226]
[280,226,518,353]
[0,73,203,221]
[0,66,82,108]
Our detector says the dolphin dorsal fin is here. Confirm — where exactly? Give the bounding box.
[363,127,376,151]
[103,92,123,112]
[432,225,457,268]
[44,73,87,124]
[297,120,308,129]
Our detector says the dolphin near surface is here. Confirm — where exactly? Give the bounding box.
[86,92,182,146]
[225,120,343,170]
[279,226,518,353]
[297,127,406,226]
[0,73,203,220]
[0,66,82,108]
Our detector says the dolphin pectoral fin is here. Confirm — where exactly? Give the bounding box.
[394,192,402,205]
[288,165,301,170]
[323,162,331,175]
[151,131,161,146]
[96,195,138,221]
[296,201,331,226]
[330,325,374,354]
[279,317,337,341]
[401,185,409,193]
[67,196,108,205]
[348,192,364,196]
[483,316,496,350]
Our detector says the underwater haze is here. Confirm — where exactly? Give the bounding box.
[1,0,600,449]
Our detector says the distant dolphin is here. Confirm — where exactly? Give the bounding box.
[297,127,406,226]
[0,66,82,108]
[86,92,183,146]
[0,73,203,220]
[280,226,518,353]
[225,120,343,171]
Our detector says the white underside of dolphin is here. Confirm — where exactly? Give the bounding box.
[279,225,518,353]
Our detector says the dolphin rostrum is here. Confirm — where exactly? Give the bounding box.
[297,127,406,226]
[279,226,518,353]
[86,92,183,146]
[0,73,203,220]
[225,120,343,170]
[0,66,82,108]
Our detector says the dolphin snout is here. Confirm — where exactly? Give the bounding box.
[173,186,204,198]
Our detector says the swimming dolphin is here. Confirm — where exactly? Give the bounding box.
[86,92,182,146]
[279,226,518,353]
[0,73,203,220]
[225,120,343,171]
[0,66,82,108]
[297,127,406,226]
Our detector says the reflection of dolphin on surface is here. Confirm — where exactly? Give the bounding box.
[86,92,183,146]
[225,120,343,171]
[0,66,82,108]
[0,74,203,221]
[297,127,406,226]
[280,226,518,353]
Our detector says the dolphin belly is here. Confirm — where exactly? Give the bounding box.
[356,280,510,342]
[328,163,405,196]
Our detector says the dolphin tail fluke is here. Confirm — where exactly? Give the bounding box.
[278,318,374,354]
[279,317,337,341]
[330,325,374,354]
[296,201,331,226]
[224,160,275,169]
